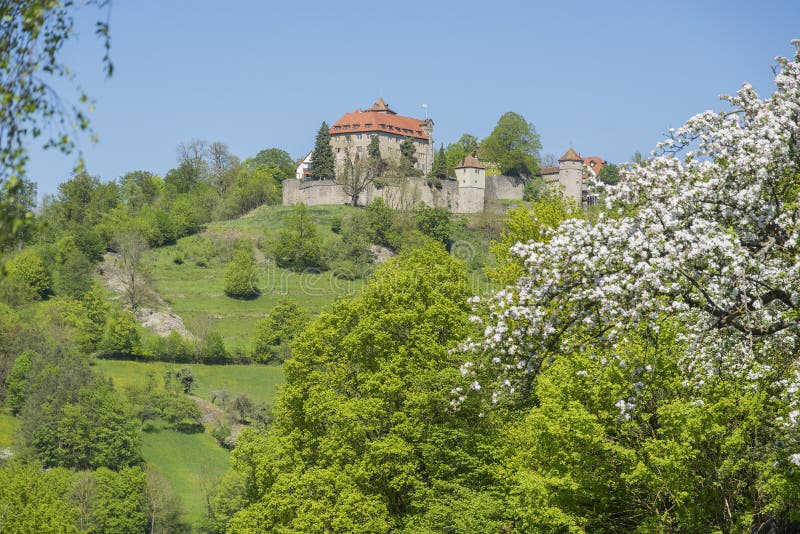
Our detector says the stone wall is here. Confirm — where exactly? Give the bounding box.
[282,175,521,212]
[485,175,525,202]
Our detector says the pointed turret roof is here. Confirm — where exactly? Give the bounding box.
[455,154,486,169]
[559,147,583,162]
[367,97,396,115]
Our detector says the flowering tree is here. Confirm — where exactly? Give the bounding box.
[454,42,800,530]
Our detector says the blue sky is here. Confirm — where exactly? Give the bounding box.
[26,0,800,197]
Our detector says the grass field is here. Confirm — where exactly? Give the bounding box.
[141,419,230,527]
[0,408,19,450]
[93,360,284,526]
[93,359,284,406]
[144,204,364,350]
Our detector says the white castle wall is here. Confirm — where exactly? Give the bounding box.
[282,175,523,212]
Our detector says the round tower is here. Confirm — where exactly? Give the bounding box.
[557,147,584,205]
[455,154,486,213]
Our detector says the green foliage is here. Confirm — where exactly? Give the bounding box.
[414,204,453,250]
[368,134,382,160]
[399,137,420,175]
[91,466,147,534]
[165,367,197,395]
[597,162,620,185]
[488,195,578,285]
[444,133,479,177]
[202,331,231,364]
[219,243,498,531]
[51,236,93,298]
[0,0,111,245]
[99,311,141,358]
[0,303,23,401]
[0,461,79,533]
[250,299,310,363]
[5,349,33,414]
[479,111,541,177]
[429,143,447,179]
[224,248,259,299]
[272,203,325,272]
[5,248,51,298]
[18,348,141,470]
[146,331,198,363]
[366,197,398,250]
[247,147,295,180]
[310,122,335,180]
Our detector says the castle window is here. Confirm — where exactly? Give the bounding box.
[357,134,362,140]
[364,123,372,128]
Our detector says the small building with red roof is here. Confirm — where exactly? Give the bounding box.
[328,98,434,177]
[537,148,607,207]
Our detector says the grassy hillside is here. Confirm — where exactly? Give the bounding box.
[93,359,284,406]
[144,205,364,351]
[93,360,283,526]
[141,420,230,527]
[0,408,18,450]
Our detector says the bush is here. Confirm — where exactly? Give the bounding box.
[99,312,141,358]
[5,249,51,299]
[202,332,230,364]
[224,249,259,299]
[414,204,453,250]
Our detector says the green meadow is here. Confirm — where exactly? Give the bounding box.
[144,204,364,351]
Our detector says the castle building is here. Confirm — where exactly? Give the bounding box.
[328,98,434,176]
[538,148,607,207]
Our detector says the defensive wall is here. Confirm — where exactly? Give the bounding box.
[282,174,524,213]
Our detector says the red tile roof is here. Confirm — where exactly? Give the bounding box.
[582,156,606,177]
[331,99,429,140]
[455,154,485,169]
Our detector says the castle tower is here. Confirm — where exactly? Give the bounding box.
[421,118,434,176]
[557,147,584,205]
[455,154,486,213]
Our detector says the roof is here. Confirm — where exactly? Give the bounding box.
[582,156,606,176]
[366,97,396,115]
[331,108,430,140]
[538,166,559,175]
[455,154,485,169]
[559,147,583,162]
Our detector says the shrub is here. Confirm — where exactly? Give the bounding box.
[6,249,51,299]
[224,249,259,299]
[99,312,141,358]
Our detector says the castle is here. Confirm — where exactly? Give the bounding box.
[285,99,604,212]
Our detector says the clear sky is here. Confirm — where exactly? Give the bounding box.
[26,0,800,197]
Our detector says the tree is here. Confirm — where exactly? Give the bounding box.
[429,144,447,180]
[177,139,208,187]
[5,349,34,414]
[310,122,335,180]
[99,311,141,358]
[224,248,259,299]
[144,467,187,534]
[222,242,500,532]
[5,248,51,299]
[456,43,800,530]
[399,137,420,175]
[444,133,479,177]
[208,141,238,197]
[247,147,295,181]
[250,299,310,363]
[231,394,254,424]
[0,461,79,533]
[339,150,375,206]
[113,230,149,309]
[597,162,620,185]
[478,112,541,177]
[201,331,230,364]
[414,204,453,250]
[0,1,111,245]
[91,467,147,534]
[272,203,324,272]
[52,236,93,298]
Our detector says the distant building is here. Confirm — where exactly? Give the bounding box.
[295,151,313,181]
[328,98,434,176]
[538,148,606,207]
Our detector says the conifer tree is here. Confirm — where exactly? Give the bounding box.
[310,122,335,180]
[429,143,447,179]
